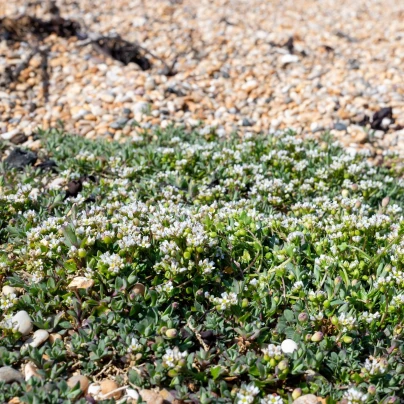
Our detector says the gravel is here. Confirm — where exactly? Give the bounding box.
[2,0,404,156]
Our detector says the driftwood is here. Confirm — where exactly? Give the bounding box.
[0,14,152,72]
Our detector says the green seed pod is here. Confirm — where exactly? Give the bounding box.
[342,335,353,344]
[277,359,288,371]
[78,248,87,258]
[209,232,217,238]
[242,298,249,308]
[183,251,191,259]
[269,358,277,367]
[167,369,178,377]
[102,235,112,244]
[298,313,308,323]
[292,388,302,400]
[311,332,324,342]
[331,315,339,326]
[165,328,178,339]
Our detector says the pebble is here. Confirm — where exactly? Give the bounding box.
[0,367,24,383]
[49,333,63,344]
[334,122,347,131]
[281,54,299,65]
[2,285,17,296]
[23,329,49,349]
[281,339,298,354]
[100,379,122,399]
[67,375,90,394]
[100,94,115,103]
[67,277,95,290]
[24,362,42,381]
[11,311,33,336]
[139,389,164,404]
[292,394,320,404]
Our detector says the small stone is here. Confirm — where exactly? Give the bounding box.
[24,362,42,381]
[281,339,298,354]
[1,128,20,140]
[139,389,164,404]
[133,101,149,115]
[48,177,65,190]
[11,311,33,336]
[159,389,175,402]
[88,383,102,398]
[49,333,62,344]
[280,54,299,65]
[68,277,95,290]
[100,94,115,103]
[2,286,17,296]
[241,80,258,93]
[334,122,347,131]
[23,329,49,349]
[292,394,320,404]
[241,118,251,126]
[145,77,156,91]
[100,379,122,399]
[67,375,89,394]
[0,367,24,383]
[132,283,145,296]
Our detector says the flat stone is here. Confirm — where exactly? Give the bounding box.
[0,367,24,383]
[11,311,33,336]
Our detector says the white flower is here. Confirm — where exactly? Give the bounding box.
[343,387,368,403]
[162,347,188,368]
[261,394,284,404]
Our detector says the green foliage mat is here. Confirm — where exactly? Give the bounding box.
[1,128,404,403]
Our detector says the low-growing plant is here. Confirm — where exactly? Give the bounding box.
[0,126,404,402]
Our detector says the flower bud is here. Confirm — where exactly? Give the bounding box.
[305,334,312,342]
[351,183,358,191]
[342,335,353,344]
[102,235,112,244]
[292,388,302,400]
[382,196,390,207]
[331,315,339,326]
[367,385,376,395]
[298,313,308,323]
[167,369,178,377]
[277,359,288,371]
[334,276,342,285]
[165,328,178,339]
[341,189,349,198]
[78,248,87,258]
[311,332,324,342]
